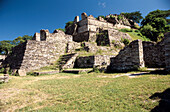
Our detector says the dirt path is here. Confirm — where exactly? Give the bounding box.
[97,72,149,78]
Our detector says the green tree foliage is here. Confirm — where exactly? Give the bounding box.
[121,11,143,23]
[0,35,32,55]
[140,9,170,41]
[0,40,14,55]
[57,28,65,32]
[141,9,170,26]
[97,15,106,20]
[65,21,73,28]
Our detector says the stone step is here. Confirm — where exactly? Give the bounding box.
[33,70,60,76]
[62,68,93,74]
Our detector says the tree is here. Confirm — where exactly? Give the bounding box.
[0,35,33,54]
[0,40,14,55]
[121,11,143,23]
[65,21,73,29]
[141,9,170,26]
[13,35,32,46]
[140,9,170,41]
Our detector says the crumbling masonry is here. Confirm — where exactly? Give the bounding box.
[1,13,170,74]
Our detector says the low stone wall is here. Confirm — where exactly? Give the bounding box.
[109,40,145,71]
[142,40,165,68]
[165,32,170,72]
[75,55,114,68]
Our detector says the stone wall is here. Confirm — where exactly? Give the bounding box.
[66,42,81,53]
[2,30,74,72]
[109,40,145,71]
[142,40,165,68]
[3,40,65,72]
[75,55,114,68]
[2,42,27,70]
[0,55,6,66]
[165,32,170,72]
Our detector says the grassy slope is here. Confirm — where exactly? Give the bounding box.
[127,32,150,41]
[119,28,150,41]
[0,73,169,112]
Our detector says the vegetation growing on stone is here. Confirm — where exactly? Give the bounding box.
[121,11,143,23]
[65,21,73,28]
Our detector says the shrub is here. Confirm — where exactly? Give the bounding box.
[65,21,73,28]
[134,25,140,29]
[119,28,132,32]
[121,38,130,46]
[57,28,65,32]
[0,67,4,73]
[111,40,115,44]
[97,15,106,20]
[117,15,123,20]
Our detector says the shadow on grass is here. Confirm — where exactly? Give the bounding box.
[149,88,170,112]
[129,70,169,76]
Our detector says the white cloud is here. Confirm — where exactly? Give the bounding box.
[98,2,106,8]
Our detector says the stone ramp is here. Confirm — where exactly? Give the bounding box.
[57,53,78,70]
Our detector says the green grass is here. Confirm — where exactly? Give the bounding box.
[0,73,4,76]
[119,28,150,41]
[0,72,169,111]
[127,32,150,41]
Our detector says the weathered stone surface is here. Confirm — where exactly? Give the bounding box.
[75,55,114,68]
[62,53,78,69]
[165,32,170,72]
[68,12,133,43]
[18,69,26,76]
[74,16,79,23]
[109,40,145,71]
[33,33,40,41]
[67,42,81,53]
[2,30,74,72]
[143,40,165,68]
[81,12,88,20]
[0,55,6,66]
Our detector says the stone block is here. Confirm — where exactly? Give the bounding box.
[18,69,26,76]
[74,16,79,23]
[81,12,88,20]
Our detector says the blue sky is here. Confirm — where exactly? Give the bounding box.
[0,0,169,41]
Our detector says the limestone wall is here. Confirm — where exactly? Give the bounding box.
[75,55,114,68]
[3,40,67,72]
[2,42,27,70]
[109,40,145,71]
[0,55,6,66]
[20,40,64,71]
[142,41,165,68]
[165,32,170,72]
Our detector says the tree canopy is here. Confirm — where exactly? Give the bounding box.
[140,9,170,41]
[121,11,143,23]
[0,35,32,55]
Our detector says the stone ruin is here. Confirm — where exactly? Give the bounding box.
[0,12,170,75]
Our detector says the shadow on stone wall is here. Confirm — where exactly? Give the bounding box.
[2,42,27,71]
[149,88,170,112]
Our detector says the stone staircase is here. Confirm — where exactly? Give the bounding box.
[57,53,78,70]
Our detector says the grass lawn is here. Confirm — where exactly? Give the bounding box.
[0,72,169,112]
